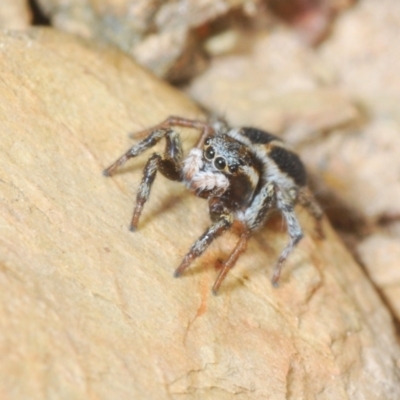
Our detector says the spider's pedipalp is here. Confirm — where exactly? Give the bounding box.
[182,148,203,181]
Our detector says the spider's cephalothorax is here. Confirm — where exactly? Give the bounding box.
[103,116,324,294]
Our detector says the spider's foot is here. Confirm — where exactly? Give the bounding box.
[271,275,280,288]
[211,287,220,296]
[173,269,182,278]
[103,168,112,177]
[129,224,137,232]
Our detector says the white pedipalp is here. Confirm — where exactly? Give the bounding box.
[183,148,229,194]
[190,170,229,193]
[182,148,203,181]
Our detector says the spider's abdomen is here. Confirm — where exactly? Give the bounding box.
[237,127,307,187]
[240,127,282,144]
[267,145,307,187]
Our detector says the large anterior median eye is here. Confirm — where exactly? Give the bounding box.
[214,156,226,170]
[205,146,215,160]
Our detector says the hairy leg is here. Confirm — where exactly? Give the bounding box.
[174,214,233,279]
[131,116,215,148]
[130,153,161,231]
[105,129,185,230]
[103,128,172,176]
[212,229,251,295]
[271,187,304,287]
[244,183,276,231]
[298,187,324,239]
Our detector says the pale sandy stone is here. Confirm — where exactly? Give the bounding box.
[188,29,358,134]
[0,28,399,399]
[301,117,400,221]
[357,227,400,321]
[267,0,356,45]
[0,0,31,29]
[315,0,400,324]
[319,0,400,99]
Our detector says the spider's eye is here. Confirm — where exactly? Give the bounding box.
[214,157,226,170]
[204,137,211,146]
[205,146,215,160]
[229,164,238,173]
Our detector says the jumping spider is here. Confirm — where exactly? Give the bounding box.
[103,116,324,294]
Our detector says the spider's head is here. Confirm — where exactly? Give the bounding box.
[202,135,260,208]
[202,135,250,174]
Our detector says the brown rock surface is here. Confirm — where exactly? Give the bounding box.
[1,28,400,399]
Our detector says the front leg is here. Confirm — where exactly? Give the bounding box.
[131,116,215,148]
[212,229,251,295]
[103,128,172,176]
[130,152,161,231]
[129,131,184,230]
[174,214,233,278]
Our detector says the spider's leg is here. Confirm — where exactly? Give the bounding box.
[174,214,233,278]
[157,130,184,181]
[209,184,276,293]
[244,183,276,231]
[298,187,324,239]
[130,152,161,231]
[271,187,304,287]
[103,128,171,176]
[212,230,251,295]
[131,116,215,148]
[131,131,184,230]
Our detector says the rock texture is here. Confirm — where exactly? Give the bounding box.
[0,28,400,399]
[0,0,31,29]
[30,0,355,80]
[34,0,247,80]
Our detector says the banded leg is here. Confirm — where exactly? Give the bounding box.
[131,116,215,148]
[208,183,277,293]
[244,183,276,231]
[271,187,304,287]
[104,128,184,230]
[174,214,233,278]
[298,187,324,239]
[130,153,161,231]
[103,128,172,176]
[212,229,251,295]
[130,130,184,230]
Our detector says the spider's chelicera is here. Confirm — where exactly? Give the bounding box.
[103,116,324,294]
